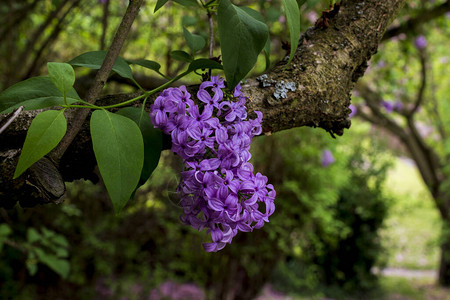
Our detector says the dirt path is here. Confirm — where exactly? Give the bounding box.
[380,267,437,279]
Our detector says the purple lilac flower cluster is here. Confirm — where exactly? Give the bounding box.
[150,76,276,252]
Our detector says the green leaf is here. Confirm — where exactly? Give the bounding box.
[170,50,193,63]
[0,77,81,114]
[68,51,134,80]
[27,228,41,243]
[282,0,300,66]
[238,7,271,71]
[0,224,12,237]
[182,15,198,27]
[128,59,161,73]
[218,0,269,89]
[187,58,223,72]
[154,0,169,12]
[26,259,38,276]
[54,247,69,258]
[173,0,199,7]
[34,248,70,279]
[14,110,67,179]
[266,6,283,22]
[183,27,206,52]
[117,107,162,193]
[47,62,75,95]
[90,110,144,213]
[51,234,69,248]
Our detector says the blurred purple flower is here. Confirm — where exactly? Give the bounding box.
[415,35,427,50]
[307,11,318,24]
[321,150,335,168]
[377,60,386,68]
[394,100,403,111]
[381,100,394,113]
[349,104,357,119]
[150,281,205,300]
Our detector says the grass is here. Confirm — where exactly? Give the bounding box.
[380,158,442,270]
[285,277,450,300]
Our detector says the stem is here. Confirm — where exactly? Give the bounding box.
[64,71,190,110]
[208,11,214,59]
[0,106,24,135]
[208,10,214,79]
[50,0,145,162]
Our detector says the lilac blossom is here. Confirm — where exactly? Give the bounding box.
[321,149,335,168]
[381,100,394,113]
[150,76,276,252]
[394,100,403,111]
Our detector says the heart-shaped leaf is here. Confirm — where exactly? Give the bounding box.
[68,51,134,80]
[218,0,269,89]
[90,110,144,213]
[14,110,67,178]
[117,107,162,193]
[0,77,81,114]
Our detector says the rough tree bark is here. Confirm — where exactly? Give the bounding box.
[0,0,406,206]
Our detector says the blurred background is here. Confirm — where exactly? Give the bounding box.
[0,0,449,299]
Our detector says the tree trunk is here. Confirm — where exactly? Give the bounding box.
[438,194,450,286]
[438,234,450,286]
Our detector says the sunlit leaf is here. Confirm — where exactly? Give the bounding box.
[47,62,75,95]
[0,77,80,114]
[13,110,67,179]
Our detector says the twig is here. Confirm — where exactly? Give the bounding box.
[407,50,427,117]
[208,12,214,59]
[382,1,450,41]
[0,106,24,135]
[15,0,70,74]
[50,0,145,161]
[100,0,111,50]
[22,0,81,80]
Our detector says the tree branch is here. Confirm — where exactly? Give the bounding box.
[0,0,407,207]
[382,0,450,41]
[407,49,427,117]
[50,0,145,161]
